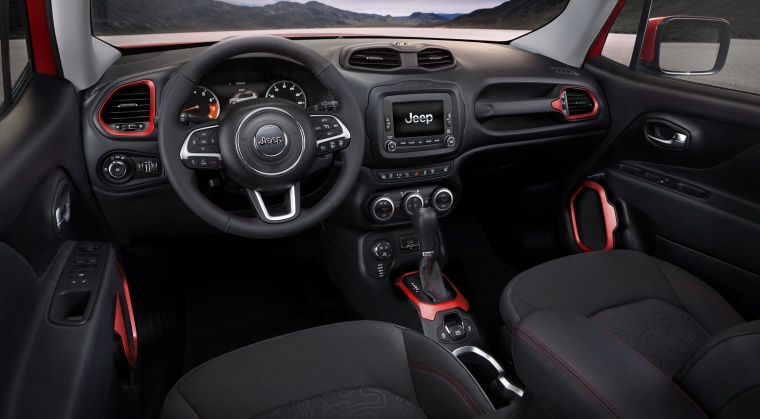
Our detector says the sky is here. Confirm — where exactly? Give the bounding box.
[218,0,506,16]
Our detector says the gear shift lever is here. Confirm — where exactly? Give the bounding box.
[412,207,453,303]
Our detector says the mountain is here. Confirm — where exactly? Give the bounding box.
[394,13,450,25]
[93,0,447,35]
[85,0,760,40]
[438,0,567,30]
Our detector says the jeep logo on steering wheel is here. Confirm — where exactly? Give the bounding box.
[253,125,288,157]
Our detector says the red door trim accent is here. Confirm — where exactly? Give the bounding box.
[26,0,58,75]
[587,0,627,59]
[97,80,157,137]
[114,262,138,368]
[570,180,618,252]
[395,272,469,321]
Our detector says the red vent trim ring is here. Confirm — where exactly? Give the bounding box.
[98,80,156,137]
[569,180,618,252]
[395,272,469,321]
[551,87,600,121]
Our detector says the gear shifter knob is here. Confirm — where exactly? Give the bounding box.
[412,206,438,253]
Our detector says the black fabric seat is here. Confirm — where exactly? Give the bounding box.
[163,321,494,419]
[500,250,760,418]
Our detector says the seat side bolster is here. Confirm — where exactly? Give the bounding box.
[677,320,760,416]
[513,310,707,419]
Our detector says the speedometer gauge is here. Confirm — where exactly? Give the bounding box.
[180,86,221,125]
[265,80,307,108]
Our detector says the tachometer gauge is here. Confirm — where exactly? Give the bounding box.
[180,86,221,125]
[265,80,307,108]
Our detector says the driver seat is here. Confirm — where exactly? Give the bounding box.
[162,321,494,418]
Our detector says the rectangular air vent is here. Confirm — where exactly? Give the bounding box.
[348,48,402,70]
[552,87,599,120]
[98,80,155,136]
[417,48,455,69]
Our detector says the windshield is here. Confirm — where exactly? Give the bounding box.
[91,0,570,47]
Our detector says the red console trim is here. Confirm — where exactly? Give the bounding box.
[97,80,156,137]
[570,180,618,252]
[395,272,469,321]
[114,262,138,368]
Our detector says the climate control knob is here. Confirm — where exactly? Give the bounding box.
[432,188,454,212]
[385,140,397,152]
[370,196,395,222]
[444,135,456,147]
[403,192,425,216]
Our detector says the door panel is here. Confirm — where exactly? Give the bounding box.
[577,58,760,320]
[0,75,129,418]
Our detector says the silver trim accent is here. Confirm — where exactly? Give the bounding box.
[313,114,352,146]
[234,108,306,177]
[180,125,222,161]
[403,192,424,216]
[422,251,434,257]
[432,188,454,212]
[370,196,395,222]
[252,185,298,222]
[452,346,524,401]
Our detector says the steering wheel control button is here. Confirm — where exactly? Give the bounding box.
[370,196,395,222]
[253,125,288,157]
[371,240,393,261]
[432,188,454,212]
[403,192,425,216]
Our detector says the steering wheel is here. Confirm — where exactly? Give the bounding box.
[158,35,364,239]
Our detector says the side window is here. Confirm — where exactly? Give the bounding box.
[1,0,31,113]
[600,0,760,96]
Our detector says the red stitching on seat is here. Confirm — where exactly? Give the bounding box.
[591,323,709,418]
[408,362,483,415]
[513,327,622,418]
[669,281,742,324]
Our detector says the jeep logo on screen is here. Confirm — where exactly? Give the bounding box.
[404,113,435,125]
[253,125,288,157]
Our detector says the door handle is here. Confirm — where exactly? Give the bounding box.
[645,120,690,150]
[646,132,688,147]
[53,183,71,234]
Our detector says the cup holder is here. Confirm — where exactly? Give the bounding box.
[453,346,523,405]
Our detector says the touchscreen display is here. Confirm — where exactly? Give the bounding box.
[392,100,445,138]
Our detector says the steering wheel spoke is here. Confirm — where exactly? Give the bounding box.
[309,114,351,156]
[244,183,301,224]
[179,123,223,170]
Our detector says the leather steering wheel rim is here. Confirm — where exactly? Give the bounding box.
[158,35,364,239]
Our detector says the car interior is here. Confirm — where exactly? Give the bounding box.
[2,0,759,418]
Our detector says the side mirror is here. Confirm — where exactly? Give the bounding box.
[638,16,730,76]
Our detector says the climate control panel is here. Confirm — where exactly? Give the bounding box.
[368,185,455,223]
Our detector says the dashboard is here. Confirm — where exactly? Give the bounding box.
[178,57,336,125]
[83,38,609,243]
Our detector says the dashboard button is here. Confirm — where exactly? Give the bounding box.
[385,116,392,131]
[385,140,397,152]
[370,196,395,222]
[403,193,424,216]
